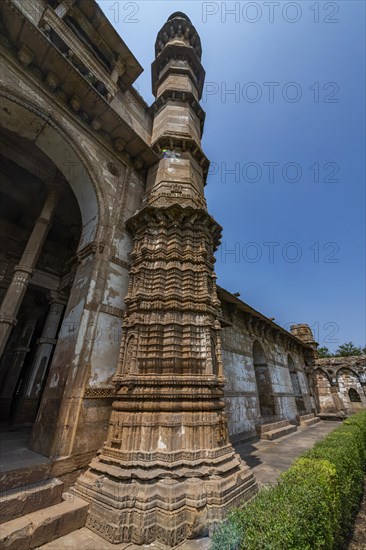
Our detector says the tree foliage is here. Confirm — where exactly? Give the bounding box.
[335,342,363,357]
[317,342,365,358]
[317,346,332,358]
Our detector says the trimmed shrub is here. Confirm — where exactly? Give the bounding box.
[304,425,365,540]
[211,411,366,550]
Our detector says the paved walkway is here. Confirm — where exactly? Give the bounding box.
[236,420,340,487]
[40,421,340,550]
[0,427,49,472]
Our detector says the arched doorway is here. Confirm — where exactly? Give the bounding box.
[253,340,275,419]
[0,127,82,426]
[0,92,102,460]
[288,354,306,414]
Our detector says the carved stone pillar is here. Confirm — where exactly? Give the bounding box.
[0,191,58,357]
[13,294,66,424]
[75,13,257,547]
[0,312,39,420]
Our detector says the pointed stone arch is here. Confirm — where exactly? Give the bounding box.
[0,89,107,458]
[0,90,102,247]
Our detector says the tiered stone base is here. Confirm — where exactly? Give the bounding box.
[75,446,257,547]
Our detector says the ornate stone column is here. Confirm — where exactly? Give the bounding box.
[75,13,257,547]
[13,293,66,424]
[0,312,39,420]
[0,191,58,357]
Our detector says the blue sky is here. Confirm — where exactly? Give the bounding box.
[97,1,365,351]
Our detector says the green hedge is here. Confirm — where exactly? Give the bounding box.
[211,411,366,550]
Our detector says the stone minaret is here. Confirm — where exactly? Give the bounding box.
[290,324,319,355]
[75,13,257,546]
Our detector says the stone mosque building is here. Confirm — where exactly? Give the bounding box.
[0,1,365,547]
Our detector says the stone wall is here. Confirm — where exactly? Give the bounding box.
[219,292,313,443]
[313,356,366,415]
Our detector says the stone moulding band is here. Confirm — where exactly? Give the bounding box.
[97,444,234,464]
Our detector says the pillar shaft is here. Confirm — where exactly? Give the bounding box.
[0,192,58,357]
[25,300,64,399]
[0,314,39,420]
[13,297,65,424]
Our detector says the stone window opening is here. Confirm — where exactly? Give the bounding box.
[348,388,361,403]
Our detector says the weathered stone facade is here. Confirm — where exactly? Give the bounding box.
[0,1,364,548]
[0,0,151,473]
[312,356,366,416]
[219,290,314,443]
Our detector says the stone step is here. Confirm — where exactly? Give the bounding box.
[257,419,290,435]
[317,412,345,421]
[0,493,88,549]
[230,429,257,446]
[299,414,321,427]
[0,462,51,494]
[0,478,64,524]
[260,424,297,441]
[301,417,321,427]
[299,413,315,422]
